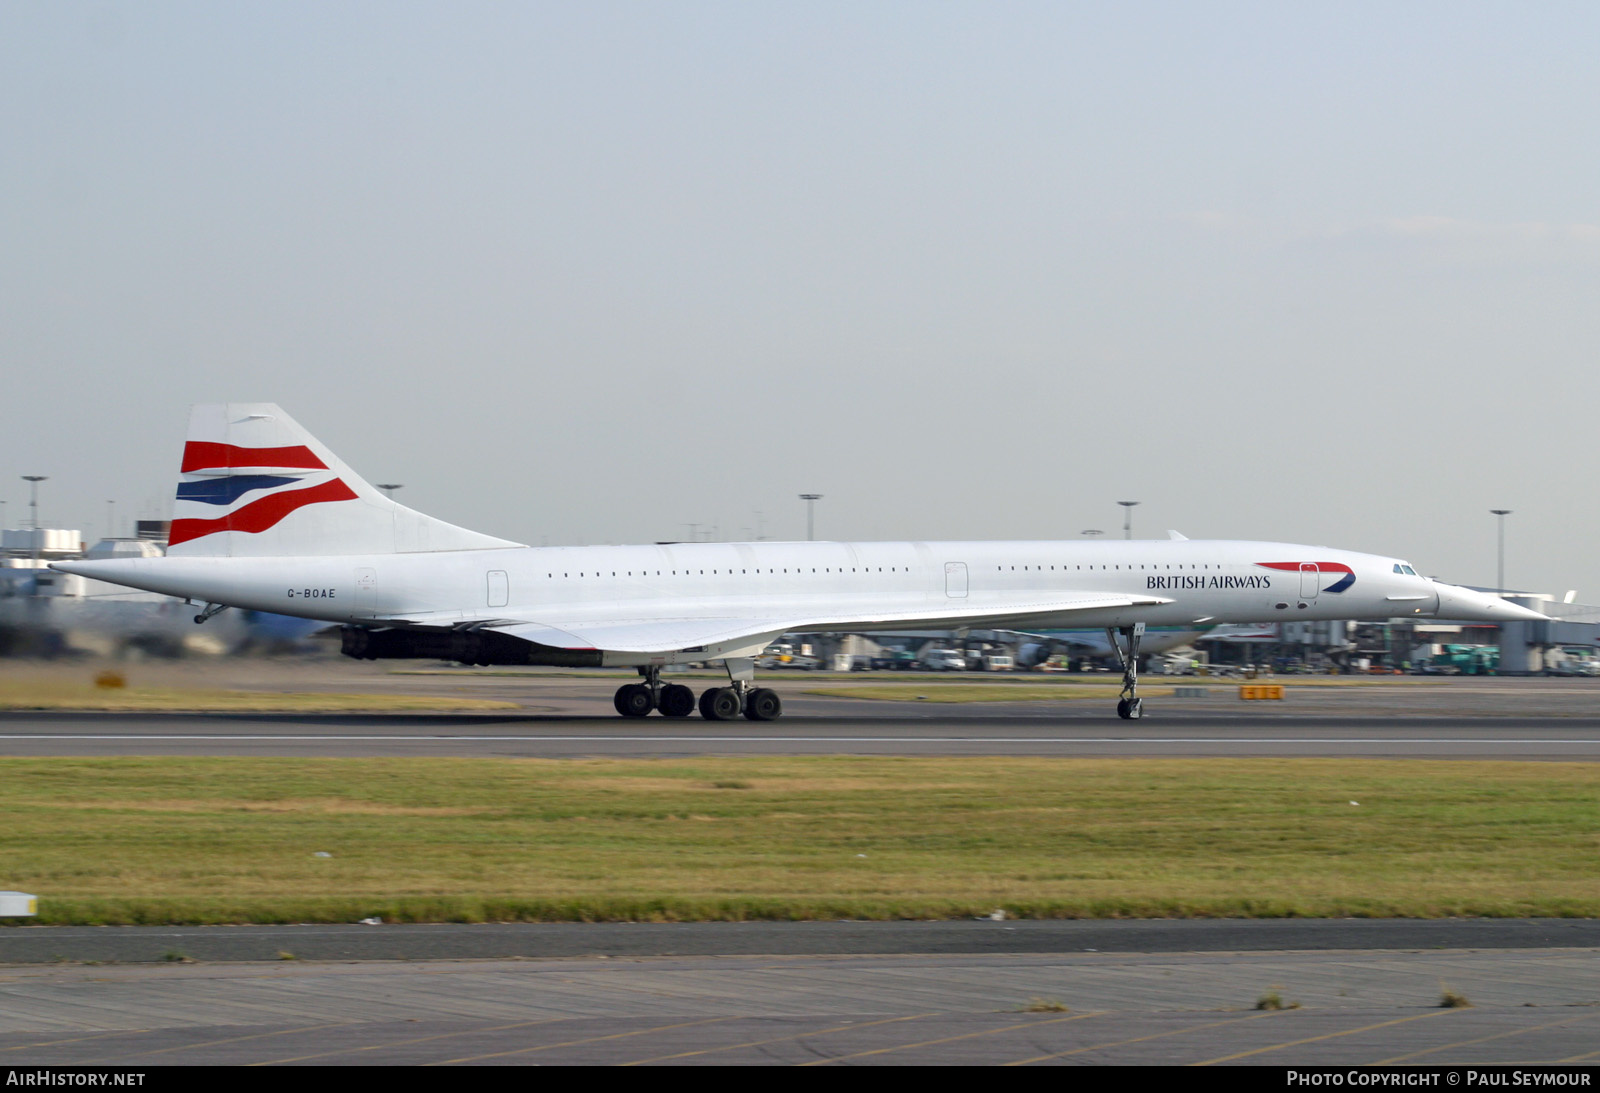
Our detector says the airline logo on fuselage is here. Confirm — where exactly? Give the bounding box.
[1253,561,1356,593]
[1146,573,1273,590]
[1144,563,1355,594]
[169,442,357,546]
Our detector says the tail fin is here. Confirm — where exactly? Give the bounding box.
[167,403,522,557]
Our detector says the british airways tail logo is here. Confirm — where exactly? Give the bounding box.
[1255,561,1356,594]
[169,442,357,546]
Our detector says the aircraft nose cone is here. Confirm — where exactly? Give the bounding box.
[1491,598,1552,623]
[1432,583,1549,623]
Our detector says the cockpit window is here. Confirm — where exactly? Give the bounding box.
[1403,565,1417,575]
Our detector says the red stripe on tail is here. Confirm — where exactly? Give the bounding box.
[180,441,327,473]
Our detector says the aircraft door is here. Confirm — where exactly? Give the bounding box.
[945,561,968,598]
[487,570,509,609]
[1299,563,1319,600]
[354,567,377,615]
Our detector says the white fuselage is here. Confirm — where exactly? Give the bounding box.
[62,538,1452,666]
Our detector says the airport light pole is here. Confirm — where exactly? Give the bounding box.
[21,476,46,576]
[1117,500,1140,540]
[1490,509,1512,596]
[799,494,822,541]
[22,477,45,532]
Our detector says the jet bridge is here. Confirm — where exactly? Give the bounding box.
[1498,596,1600,674]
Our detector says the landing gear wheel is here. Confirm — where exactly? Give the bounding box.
[1116,697,1142,720]
[699,687,742,721]
[658,683,695,718]
[613,683,654,718]
[742,688,782,721]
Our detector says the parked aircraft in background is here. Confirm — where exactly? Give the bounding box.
[54,405,1546,720]
[1014,624,1213,667]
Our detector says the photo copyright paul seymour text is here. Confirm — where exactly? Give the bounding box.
[1288,1074,1591,1088]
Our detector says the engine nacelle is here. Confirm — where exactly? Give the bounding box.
[339,625,601,667]
[1016,642,1050,668]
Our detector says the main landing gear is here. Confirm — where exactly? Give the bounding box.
[1107,622,1145,720]
[612,659,783,722]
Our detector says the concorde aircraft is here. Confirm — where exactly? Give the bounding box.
[52,404,1545,721]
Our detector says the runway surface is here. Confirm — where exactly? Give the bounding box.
[4,708,1600,759]
[3,669,1598,759]
[6,918,1600,964]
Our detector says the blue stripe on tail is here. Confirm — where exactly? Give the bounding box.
[175,475,301,506]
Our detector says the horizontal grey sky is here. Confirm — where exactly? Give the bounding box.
[3,2,1597,596]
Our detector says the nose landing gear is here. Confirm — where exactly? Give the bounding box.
[1107,622,1146,719]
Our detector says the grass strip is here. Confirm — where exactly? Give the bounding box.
[0,756,1594,924]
